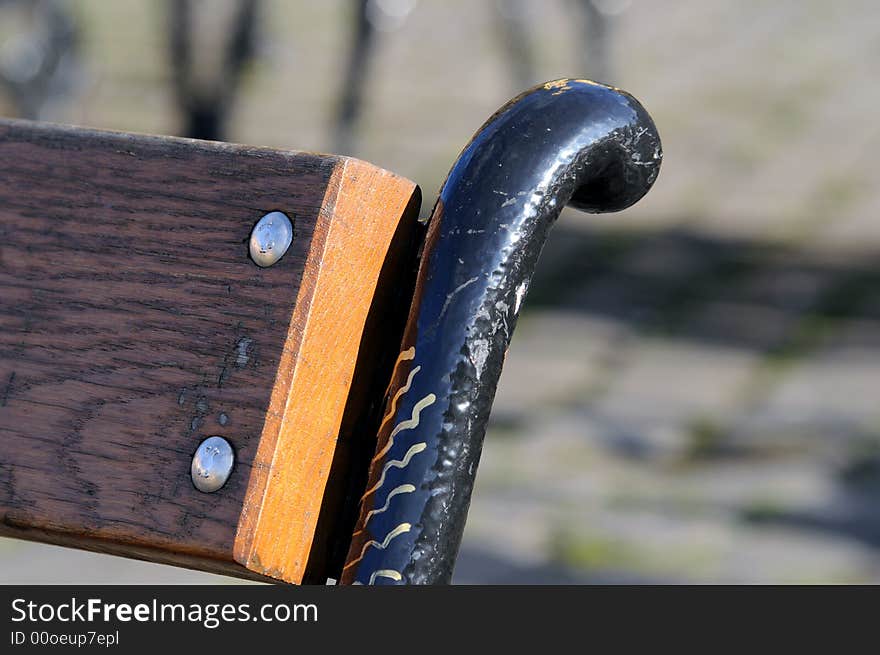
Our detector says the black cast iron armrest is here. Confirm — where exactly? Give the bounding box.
[342,78,663,585]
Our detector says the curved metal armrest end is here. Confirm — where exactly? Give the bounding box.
[342,79,662,585]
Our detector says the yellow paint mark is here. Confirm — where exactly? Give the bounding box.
[543,79,572,91]
[368,569,402,585]
[382,347,416,398]
[377,366,421,436]
[372,393,436,464]
[361,442,427,501]
[343,523,412,571]
[354,484,417,536]
[542,78,615,95]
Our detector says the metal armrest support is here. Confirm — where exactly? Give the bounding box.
[342,78,663,585]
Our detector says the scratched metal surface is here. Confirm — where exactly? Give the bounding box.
[342,80,661,584]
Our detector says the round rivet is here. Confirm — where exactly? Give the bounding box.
[249,211,293,267]
[191,436,234,493]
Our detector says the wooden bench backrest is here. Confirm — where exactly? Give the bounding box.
[0,120,421,583]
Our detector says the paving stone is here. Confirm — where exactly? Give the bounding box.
[579,338,759,458]
[734,319,880,440]
[492,312,623,419]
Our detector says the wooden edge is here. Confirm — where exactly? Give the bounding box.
[234,157,421,583]
[1,522,277,584]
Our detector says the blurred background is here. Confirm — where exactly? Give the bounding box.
[2,0,880,583]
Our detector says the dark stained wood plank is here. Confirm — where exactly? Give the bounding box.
[0,119,420,582]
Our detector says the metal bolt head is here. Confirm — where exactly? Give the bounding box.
[191,436,234,493]
[249,211,293,267]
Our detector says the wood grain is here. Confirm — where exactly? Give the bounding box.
[0,119,420,582]
[234,159,422,583]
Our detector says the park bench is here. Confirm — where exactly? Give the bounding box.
[0,78,661,584]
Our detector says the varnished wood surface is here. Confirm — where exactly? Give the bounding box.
[0,119,420,582]
[234,159,422,583]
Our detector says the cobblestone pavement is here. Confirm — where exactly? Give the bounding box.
[2,0,879,583]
